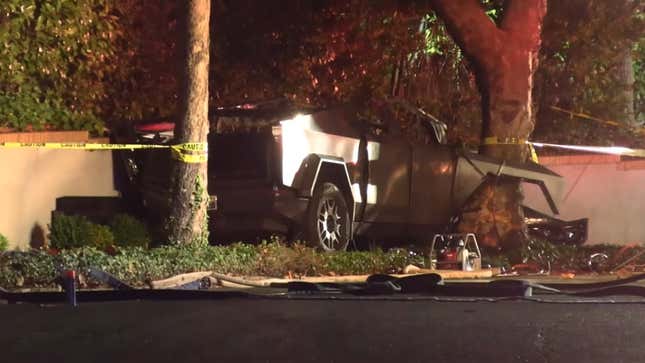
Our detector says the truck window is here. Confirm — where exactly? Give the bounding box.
[209,133,270,180]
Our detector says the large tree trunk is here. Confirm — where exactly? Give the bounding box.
[163,0,211,244]
[619,47,636,126]
[429,0,547,250]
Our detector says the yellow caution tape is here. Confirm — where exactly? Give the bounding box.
[528,143,539,163]
[0,142,168,150]
[550,105,623,128]
[170,142,208,163]
[173,142,208,152]
[482,136,538,163]
[0,142,208,163]
[482,136,528,146]
[172,152,208,163]
[550,105,645,137]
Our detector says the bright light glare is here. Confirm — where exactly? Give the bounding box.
[351,183,362,202]
[280,114,314,130]
[531,142,636,156]
[280,114,313,186]
[350,183,377,204]
[366,184,377,204]
[367,142,380,161]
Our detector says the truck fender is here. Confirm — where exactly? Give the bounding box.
[291,154,355,221]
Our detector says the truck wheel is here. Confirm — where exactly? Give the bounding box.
[306,182,351,251]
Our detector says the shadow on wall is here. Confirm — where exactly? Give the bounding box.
[30,223,46,249]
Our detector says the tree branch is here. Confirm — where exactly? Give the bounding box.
[428,0,502,69]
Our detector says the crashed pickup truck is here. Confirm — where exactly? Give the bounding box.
[115,99,587,250]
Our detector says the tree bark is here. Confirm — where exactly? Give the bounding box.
[163,0,211,244]
[619,47,636,126]
[429,0,547,250]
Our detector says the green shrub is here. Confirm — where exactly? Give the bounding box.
[87,224,115,250]
[49,213,114,250]
[0,233,9,252]
[110,214,151,248]
[49,214,91,249]
[0,0,120,133]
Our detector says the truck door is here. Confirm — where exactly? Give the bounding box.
[360,125,412,234]
[409,144,456,229]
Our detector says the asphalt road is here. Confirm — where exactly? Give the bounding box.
[1,296,644,363]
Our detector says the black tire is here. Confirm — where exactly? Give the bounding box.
[305,182,351,251]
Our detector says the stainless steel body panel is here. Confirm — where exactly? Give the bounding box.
[410,144,458,226]
[280,115,360,190]
[121,100,580,246]
[362,137,411,225]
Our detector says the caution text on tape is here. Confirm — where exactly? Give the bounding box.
[482,136,539,163]
[0,142,208,163]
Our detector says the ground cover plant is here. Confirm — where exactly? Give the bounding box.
[0,241,426,289]
[1,236,642,290]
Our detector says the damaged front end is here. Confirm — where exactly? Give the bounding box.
[453,151,588,245]
[523,206,588,246]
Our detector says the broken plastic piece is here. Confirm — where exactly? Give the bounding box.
[87,267,134,290]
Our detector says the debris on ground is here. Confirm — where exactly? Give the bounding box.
[611,246,645,273]
[87,267,134,290]
[148,271,213,289]
[510,263,547,275]
[2,241,645,290]
[403,264,422,274]
[588,253,609,273]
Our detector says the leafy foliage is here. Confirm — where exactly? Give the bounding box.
[48,213,114,250]
[0,233,9,252]
[101,0,179,122]
[49,214,92,249]
[0,241,426,288]
[634,28,645,123]
[534,0,644,145]
[210,1,482,144]
[0,1,179,131]
[0,249,59,287]
[110,214,151,248]
[2,0,640,146]
[0,0,124,132]
[2,239,641,290]
[401,11,481,144]
[86,223,115,250]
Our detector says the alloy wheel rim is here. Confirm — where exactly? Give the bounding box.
[317,198,343,250]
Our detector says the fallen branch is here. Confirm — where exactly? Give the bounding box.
[149,271,213,289]
[611,249,645,273]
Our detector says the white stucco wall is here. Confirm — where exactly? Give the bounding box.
[0,149,118,249]
[524,155,645,245]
